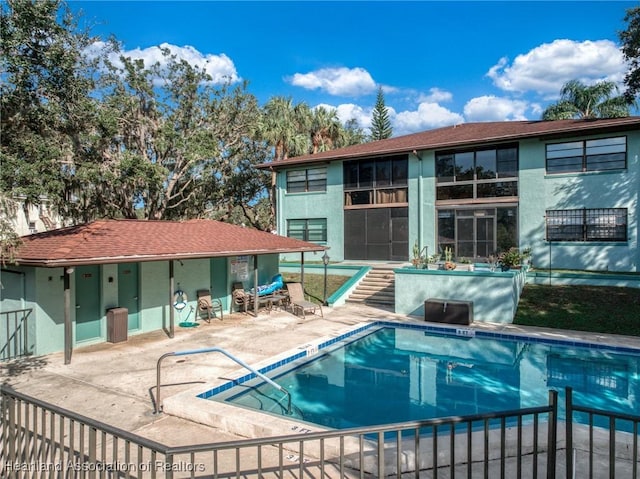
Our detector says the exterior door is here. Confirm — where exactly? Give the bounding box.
[390,208,409,261]
[118,263,140,331]
[75,265,102,342]
[456,210,495,259]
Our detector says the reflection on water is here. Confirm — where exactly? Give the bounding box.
[218,327,639,430]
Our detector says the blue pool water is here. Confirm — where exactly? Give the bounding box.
[204,323,640,429]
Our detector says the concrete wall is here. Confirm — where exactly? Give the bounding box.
[519,133,639,272]
[277,162,344,261]
[2,254,282,357]
[395,268,527,324]
[275,129,640,272]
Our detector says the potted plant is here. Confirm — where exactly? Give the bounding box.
[443,247,456,270]
[411,241,423,268]
[520,247,532,268]
[498,247,522,271]
[487,254,498,272]
[427,252,441,270]
[458,257,474,271]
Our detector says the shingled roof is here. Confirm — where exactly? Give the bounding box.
[15,219,325,267]
[258,117,640,169]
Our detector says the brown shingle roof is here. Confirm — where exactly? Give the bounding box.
[15,219,325,267]
[258,117,640,169]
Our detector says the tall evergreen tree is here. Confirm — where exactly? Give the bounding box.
[369,87,393,140]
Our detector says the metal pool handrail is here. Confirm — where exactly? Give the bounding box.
[155,346,292,415]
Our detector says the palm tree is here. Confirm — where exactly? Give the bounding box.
[310,106,344,154]
[261,97,311,160]
[542,80,631,120]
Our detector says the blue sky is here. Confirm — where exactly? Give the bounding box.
[73,1,637,136]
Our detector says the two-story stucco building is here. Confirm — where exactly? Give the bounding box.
[260,117,640,272]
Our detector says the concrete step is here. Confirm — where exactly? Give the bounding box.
[347,267,397,307]
[349,292,395,301]
[355,284,395,293]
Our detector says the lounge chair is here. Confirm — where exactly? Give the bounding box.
[197,289,223,322]
[286,282,323,319]
[231,282,249,314]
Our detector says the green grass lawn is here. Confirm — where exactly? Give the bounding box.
[514,284,640,337]
[281,273,351,304]
[282,273,640,337]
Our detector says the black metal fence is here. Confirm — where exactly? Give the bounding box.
[1,385,638,478]
[0,309,33,361]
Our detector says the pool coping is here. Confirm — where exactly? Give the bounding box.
[162,317,640,442]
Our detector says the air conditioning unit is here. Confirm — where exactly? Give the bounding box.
[107,307,128,343]
[424,299,473,325]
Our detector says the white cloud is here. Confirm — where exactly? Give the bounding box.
[317,103,372,128]
[487,39,626,96]
[86,41,239,84]
[418,88,454,103]
[463,96,529,122]
[289,67,376,96]
[394,103,464,136]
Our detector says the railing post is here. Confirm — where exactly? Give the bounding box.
[5,394,17,478]
[547,389,558,479]
[165,453,174,479]
[566,387,573,479]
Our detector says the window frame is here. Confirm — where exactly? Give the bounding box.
[286,218,328,243]
[545,136,627,174]
[286,167,327,193]
[343,155,408,208]
[435,144,519,203]
[545,208,627,242]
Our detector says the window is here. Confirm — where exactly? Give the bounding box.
[546,136,626,174]
[546,208,627,242]
[286,167,327,193]
[435,145,518,201]
[437,206,517,259]
[286,219,327,243]
[344,155,408,207]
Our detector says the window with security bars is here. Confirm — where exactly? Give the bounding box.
[286,218,327,243]
[546,136,626,174]
[286,167,327,193]
[546,208,627,242]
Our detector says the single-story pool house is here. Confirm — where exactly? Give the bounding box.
[0,219,325,363]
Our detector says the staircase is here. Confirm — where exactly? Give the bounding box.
[346,268,395,307]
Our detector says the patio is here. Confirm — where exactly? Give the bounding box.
[1,303,639,477]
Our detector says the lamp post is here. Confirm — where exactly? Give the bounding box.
[322,251,330,305]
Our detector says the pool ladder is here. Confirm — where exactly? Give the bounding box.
[155,346,292,415]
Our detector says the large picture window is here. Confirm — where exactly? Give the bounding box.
[286,218,327,243]
[437,206,517,259]
[344,155,408,207]
[435,145,518,202]
[546,136,626,174]
[546,208,627,242]
[286,167,327,193]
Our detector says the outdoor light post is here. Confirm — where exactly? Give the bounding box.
[322,251,330,305]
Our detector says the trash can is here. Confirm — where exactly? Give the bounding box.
[107,307,128,343]
[424,299,473,325]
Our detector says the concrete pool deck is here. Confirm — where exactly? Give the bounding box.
[2,302,639,476]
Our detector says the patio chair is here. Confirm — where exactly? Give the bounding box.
[197,289,223,322]
[286,282,323,319]
[231,282,249,314]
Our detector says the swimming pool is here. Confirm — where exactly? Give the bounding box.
[200,322,640,430]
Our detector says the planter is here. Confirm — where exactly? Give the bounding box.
[427,263,440,271]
